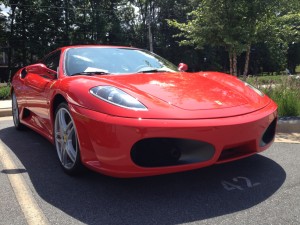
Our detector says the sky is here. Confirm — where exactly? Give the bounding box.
[0,3,9,17]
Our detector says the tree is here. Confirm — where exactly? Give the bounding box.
[168,0,299,76]
[278,12,300,73]
[255,6,300,74]
[0,4,6,46]
[1,0,298,80]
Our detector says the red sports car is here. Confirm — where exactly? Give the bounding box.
[11,45,277,177]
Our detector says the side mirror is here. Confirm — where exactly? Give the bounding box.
[26,63,57,79]
[178,63,188,72]
[26,63,46,74]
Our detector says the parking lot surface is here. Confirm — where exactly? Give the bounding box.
[0,117,299,225]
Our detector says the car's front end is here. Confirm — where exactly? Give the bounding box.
[69,98,277,177]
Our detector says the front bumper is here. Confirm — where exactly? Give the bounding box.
[69,101,277,177]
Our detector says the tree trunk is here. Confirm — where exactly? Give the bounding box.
[83,2,87,41]
[21,8,27,66]
[229,51,233,75]
[64,0,70,44]
[232,50,237,76]
[243,44,251,77]
[148,22,153,52]
[8,6,16,79]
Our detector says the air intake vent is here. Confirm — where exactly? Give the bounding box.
[131,138,215,167]
[260,118,277,147]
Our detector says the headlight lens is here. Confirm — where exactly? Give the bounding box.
[243,82,265,97]
[90,86,147,110]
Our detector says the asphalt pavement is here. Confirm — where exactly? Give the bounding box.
[0,117,299,224]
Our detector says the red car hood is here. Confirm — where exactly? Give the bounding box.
[64,72,271,119]
[103,72,267,111]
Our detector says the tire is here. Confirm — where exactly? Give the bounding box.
[12,91,25,130]
[54,102,82,175]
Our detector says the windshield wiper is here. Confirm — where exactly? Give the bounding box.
[71,71,109,76]
[137,69,170,73]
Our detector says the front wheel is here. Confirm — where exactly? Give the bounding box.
[12,91,25,130]
[54,103,82,175]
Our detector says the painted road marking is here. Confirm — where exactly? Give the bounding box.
[0,140,49,225]
[222,176,260,191]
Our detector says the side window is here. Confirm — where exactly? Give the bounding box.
[42,51,61,72]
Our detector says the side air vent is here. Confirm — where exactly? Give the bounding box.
[260,118,277,147]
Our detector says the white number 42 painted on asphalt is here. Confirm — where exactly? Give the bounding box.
[221,176,260,191]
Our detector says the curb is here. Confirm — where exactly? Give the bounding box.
[277,117,300,133]
[0,108,12,117]
[0,99,12,117]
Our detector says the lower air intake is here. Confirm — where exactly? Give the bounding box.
[131,138,215,167]
[260,118,277,147]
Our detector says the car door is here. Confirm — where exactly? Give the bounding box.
[24,50,61,133]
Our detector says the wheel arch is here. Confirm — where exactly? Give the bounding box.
[51,93,95,169]
[51,94,67,124]
[10,86,14,95]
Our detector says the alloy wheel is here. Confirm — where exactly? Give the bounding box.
[54,106,78,170]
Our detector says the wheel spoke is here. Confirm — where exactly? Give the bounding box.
[55,130,63,145]
[66,120,74,134]
[12,94,19,124]
[58,110,67,131]
[65,126,76,163]
[61,147,68,166]
[66,140,76,163]
[55,134,64,161]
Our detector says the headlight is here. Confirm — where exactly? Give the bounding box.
[90,86,147,111]
[243,82,265,97]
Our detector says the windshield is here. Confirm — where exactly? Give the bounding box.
[65,47,179,76]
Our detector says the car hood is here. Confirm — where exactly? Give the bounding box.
[63,71,271,119]
[102,72,268,111]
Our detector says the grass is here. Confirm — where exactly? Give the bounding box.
[245,75,300,116]
[0,84,11,100]
[245,75,283,85]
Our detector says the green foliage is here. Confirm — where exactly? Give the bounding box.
[168,0,300,75]
[169,0,280,53]
[0,7,6,46]
[0,0,300,81]
[246,75,300,116]
[0,85,10,100]
[2,0,194,63]
[245,75,283,85]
